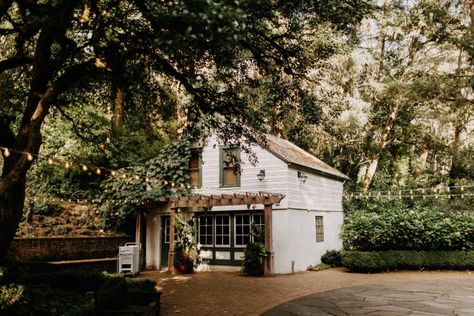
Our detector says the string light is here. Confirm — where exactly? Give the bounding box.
[48,158,53,165]
[82,165,88,171]
[96,168,101,175]
[3,148,10,157]
[27,153,33,161]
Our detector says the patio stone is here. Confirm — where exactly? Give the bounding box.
[139,268,474,315]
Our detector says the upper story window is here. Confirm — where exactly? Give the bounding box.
[188,149,201,188]
[220,147,240,187]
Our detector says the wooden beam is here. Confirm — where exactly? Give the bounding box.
[167,208,176,274]
[264,204,274,276]
[135,210,142,246]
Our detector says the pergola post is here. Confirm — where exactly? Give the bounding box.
[135,210,142,245]
[167,207,177,273]
[264,204,274,276]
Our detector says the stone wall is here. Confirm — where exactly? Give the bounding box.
[11,236,132,262]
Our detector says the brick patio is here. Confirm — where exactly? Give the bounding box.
[138,268,474,315]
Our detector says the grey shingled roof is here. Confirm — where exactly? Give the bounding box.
[264,134,349,181]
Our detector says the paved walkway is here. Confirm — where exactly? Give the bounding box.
[264,279,474,316]
[138,268,474,315]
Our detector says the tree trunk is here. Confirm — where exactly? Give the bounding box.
[0,1,76,259]
[361,156,380,191]
[0,176,26,259]
[414,146,429,178]
[112,85,125,131]
[448,124,462,186]
[360,108,398,191]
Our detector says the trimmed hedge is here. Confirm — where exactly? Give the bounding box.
[342,250,474,272]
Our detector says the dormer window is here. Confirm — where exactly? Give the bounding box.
[189,149,201,188]
[220,147,240,187]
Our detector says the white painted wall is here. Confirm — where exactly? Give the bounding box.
[145,212,161,269]
[273,209,344,274]
[287,167,344,211]
[200,135,289,211]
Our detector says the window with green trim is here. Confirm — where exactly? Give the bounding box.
[188,149,201,188]
[220,147,240,187]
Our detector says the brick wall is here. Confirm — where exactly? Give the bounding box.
[11,236,132,262]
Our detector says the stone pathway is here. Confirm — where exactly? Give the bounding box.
[264,279,474,316]
[138,268,474,315]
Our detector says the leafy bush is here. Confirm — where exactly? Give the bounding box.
[342,250,474,272]
[342,204,474,251]
[0,284,24,310]
[242,224,268,276]
[0,268,159,315]
[242,242,268,276]
[321,250,342,267]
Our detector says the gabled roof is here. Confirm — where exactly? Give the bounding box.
[264,134,349,181]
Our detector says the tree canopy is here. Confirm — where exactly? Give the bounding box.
[0,0,373,259]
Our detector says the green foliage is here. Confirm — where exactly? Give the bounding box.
[0,267,158,315]
[242,224,268,276]
[100,137,195,230]
[342,250,474,273]
[342,203,474,251]
[0,284,24,310]
[321,250,343,267]
[173,213,200,273]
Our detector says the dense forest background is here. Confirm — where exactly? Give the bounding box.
[1,0,473,239]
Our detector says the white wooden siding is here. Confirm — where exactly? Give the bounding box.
[286,167,344,211]
[200,135,289,210]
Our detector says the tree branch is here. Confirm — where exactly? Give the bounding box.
[0,56,34,74]
[0,121,15,149]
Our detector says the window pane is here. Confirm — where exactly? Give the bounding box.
[190,170,200,187]
[188,150,201,188]
[223,168,238,186]
[222,148,239,187]
[235,214,251,246]
[315,216,324,242]
[215,215,230,246]
[199,215,213,246]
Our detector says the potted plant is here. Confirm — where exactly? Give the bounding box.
[242,224,268,276]
[173,214,200,274]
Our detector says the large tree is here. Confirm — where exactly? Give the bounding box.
[0,1,371,259]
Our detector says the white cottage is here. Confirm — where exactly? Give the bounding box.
[140,133,348,274]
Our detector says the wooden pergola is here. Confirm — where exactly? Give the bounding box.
[135,190,285,276]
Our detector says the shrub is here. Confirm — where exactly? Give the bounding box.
[342,250,474,273]
[342,204,474,251]
[0,268,159,315]
[242,242,268,276]
[321,250,342,267]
